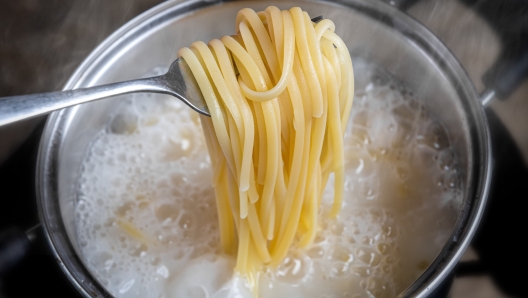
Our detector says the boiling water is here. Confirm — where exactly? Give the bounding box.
[74,59,462,298]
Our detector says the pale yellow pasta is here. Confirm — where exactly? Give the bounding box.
[177,6,354,278]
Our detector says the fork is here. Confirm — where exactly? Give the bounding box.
[0,58,209,127]
[0,16,324,127]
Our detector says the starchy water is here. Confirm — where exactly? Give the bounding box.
[74,60,462,298]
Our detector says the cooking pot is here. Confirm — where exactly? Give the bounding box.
[35,0,492,297]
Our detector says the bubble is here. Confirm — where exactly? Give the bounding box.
[416,121,450,151]
[395,165,409,181]
[381,264,392,274]
[328,261,349,278]
[118,279,135,294]
[155,204,179,222]
[128,243,148,257]
[110,113,139,135]
[178,213,193,230]
[437,149,455,171]
[356,248,381,267]
[377,243,390,255]
[156,265,170,279]
[275,256,309,283]
[306,246,325,259]
[359,278,368,289]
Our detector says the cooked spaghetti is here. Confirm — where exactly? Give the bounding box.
[177,6,354,277]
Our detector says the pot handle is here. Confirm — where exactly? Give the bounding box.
[0,225,38,276]
[481,51,528,107]
[383,0,528,107]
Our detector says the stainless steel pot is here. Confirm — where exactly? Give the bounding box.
[36,0,492,297]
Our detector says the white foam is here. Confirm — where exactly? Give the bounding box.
[75,59,462,298]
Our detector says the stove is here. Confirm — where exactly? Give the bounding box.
[1,0,527,297]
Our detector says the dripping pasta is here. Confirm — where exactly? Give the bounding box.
[177,6,354,276]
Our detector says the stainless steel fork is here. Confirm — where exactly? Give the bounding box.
[0,58,209,126]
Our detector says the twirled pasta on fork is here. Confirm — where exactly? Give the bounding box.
[177,6,354,283]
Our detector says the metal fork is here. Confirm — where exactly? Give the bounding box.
[0,58,209,126]
[0,16,324,127]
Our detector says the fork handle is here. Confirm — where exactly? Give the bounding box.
[0,76,169,127]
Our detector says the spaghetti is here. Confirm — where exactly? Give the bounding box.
[177,6,354,278]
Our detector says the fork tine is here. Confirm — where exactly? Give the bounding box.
[311,15,324,23]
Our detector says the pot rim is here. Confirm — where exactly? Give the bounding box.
[36,1,493,297]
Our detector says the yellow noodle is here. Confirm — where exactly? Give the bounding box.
[290,7,324,117]
[324,57,345,217]
[237,218,250,272]
[299,182,318,248]
[210,39,254,192]
[320,30,355,128]
[214,164,236,254]
[237,9,295,102]
[176,6,354,283]
[247,203,271,262]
